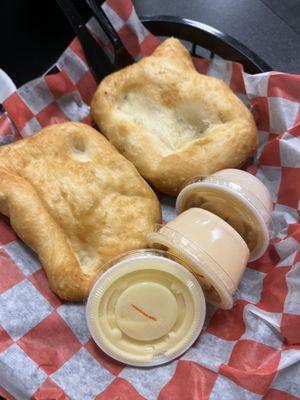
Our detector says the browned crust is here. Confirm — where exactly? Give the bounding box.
[0,122,161,300]
[91,38,258,195]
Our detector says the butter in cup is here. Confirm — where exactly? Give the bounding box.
[86,249,206,367]
[176,169,273,261]
[147,208,250,310]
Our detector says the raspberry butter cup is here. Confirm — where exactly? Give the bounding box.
[147,208,250,310]
[176,169,273,261]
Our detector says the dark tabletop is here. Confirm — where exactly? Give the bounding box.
[134,0,300,74]
[0,0,299,88]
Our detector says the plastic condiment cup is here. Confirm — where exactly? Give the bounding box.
[176,169,273,261]
[86,249,206,367]
[147,208,250,310]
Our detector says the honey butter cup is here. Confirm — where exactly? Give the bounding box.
[147,209,250,310]
[86,249,206,367]
[176,169,273,261]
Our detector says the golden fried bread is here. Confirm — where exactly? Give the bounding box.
[0,122,161,300]
[91,38,258,196]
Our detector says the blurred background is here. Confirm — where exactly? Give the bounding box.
[1,0,299,87]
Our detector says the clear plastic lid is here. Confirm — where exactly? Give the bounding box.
[178,174,272,224]
[147,225,238,310]
[176,175,272,261]
[86,249,206,367]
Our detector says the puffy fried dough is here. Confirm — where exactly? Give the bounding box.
[0,122,161,300]
[91,38,258,195]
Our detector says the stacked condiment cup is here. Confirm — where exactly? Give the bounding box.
[86,168,273,366]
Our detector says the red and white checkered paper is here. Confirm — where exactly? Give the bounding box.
[0,0,300,399]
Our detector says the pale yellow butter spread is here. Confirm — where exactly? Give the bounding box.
[115,282,178,341]
[86,252,205,366]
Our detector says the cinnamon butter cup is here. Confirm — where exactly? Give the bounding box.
[86,250,205,367]
[176,169,273,261]
[147,208,250,310]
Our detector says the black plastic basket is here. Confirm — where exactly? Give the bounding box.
[141,15,271,74]
[56,0,273,83]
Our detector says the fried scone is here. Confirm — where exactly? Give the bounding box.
[91,38,258,196]
[0,122,161,301]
